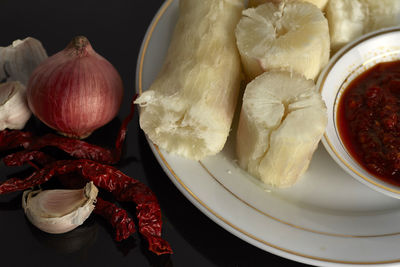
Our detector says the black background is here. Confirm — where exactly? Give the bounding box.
[0,0,308,266]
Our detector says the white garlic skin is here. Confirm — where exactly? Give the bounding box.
[0,37,48,85]
[22,182,98,234]
[0,81,31,130]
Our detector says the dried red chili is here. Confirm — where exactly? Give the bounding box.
[0,97,137,164]
[56,172,136,242]
[77,160,172,255]
[4,150,54,168]
[113,94,138,159]
[0,95,171,255]
[0,129,32,151]
[94,197,136,242]
[28,134,118,163]
[0,159,172,255]
[0,130,117,163]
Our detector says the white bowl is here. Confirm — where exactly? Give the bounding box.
[317,26,400,199]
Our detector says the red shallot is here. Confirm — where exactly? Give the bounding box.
[26,36,124,139]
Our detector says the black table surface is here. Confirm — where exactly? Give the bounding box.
[0,1,309,266]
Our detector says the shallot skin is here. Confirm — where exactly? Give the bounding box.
[26,36,123,139]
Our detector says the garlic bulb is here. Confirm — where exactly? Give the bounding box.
[22,182,98,234]
[0,37,47,85]
[0,81,31,130]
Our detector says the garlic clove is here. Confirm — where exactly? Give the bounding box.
[0,81,31,130]
[22,182,98,234]
[0,37,47,85]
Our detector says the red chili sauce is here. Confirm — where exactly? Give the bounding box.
[337,60,400,186]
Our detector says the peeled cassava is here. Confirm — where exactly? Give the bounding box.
[326,0,400,52]
[135,0,243,160]
[236,71,327,188]
[235,1,330,81]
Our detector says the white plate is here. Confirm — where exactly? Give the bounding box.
[136,1,400,266]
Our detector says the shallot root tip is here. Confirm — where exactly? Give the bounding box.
[67,36,92,56]
[73,36,89,48]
